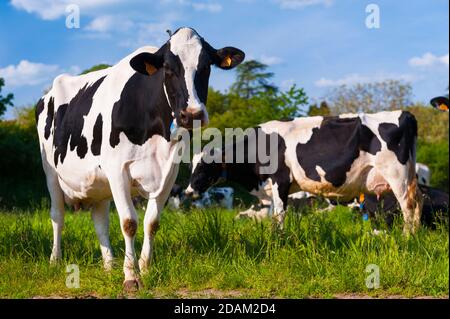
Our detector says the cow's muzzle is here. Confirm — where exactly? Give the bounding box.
[185,188,201,200]
[179,109,208,129]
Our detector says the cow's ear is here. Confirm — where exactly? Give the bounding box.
[130,52,163,76]
[214,47,245,70]
[430,96,449,112]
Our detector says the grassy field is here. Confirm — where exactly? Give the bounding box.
[0,205,448,299]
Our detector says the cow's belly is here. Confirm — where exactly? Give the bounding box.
[56,162,112,206]
[287,151,384,201]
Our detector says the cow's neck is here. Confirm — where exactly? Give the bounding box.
[109,72,175,148]
[139,72,175,139]
[222,162,261,191]
[158,81,175,139]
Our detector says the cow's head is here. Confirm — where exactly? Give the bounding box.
[130,27,245,129]
[430,96,449,112]
[185,152,223,199]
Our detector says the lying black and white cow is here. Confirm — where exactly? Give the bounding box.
[35,27,244,290]
[186,111,423,234]
[167,184,233,210]
[361,184,448,228]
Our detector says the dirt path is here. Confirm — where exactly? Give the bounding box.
[32,290,449,299]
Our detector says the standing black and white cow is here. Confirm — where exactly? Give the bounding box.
[35,27,244,290]
[186,112,423,234]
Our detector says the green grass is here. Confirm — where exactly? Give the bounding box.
[0,205,448,299]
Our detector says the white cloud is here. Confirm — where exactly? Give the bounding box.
[191,2,222,12]
[85,15,133,33]
[0,60,79,88]
[118,22,174,49]
[315,72,417,88]
[160,0,222,13]
[10,0,121,20]
[85,16,115,32]
[408,52,449,68]
[0,60,60,87]
[274,0,334,9]
[260,55,283,66]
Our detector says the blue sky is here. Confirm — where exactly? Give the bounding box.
[0,0,448,119]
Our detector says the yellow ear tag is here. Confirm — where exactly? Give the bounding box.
[359,193,365,203]
[221,56,232,68]
[145,62,158,75]
[439,104,449,111]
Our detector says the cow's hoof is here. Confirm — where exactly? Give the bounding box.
[103,261,114,272]
[123,279,143,292]
[49,255,61,266]
[139,259,150,275]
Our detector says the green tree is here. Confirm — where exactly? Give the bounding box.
[409,103,449,144]
[14,105,36,128]
[80,64,111,75]
[0,78,14,118]
[308,101,331,116]
[208,85,308,132]
[207,59,308,132]
[326,80,412,114]
[230,60,277,98]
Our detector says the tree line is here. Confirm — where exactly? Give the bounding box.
[0,61,448,208]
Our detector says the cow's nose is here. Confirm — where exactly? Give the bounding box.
[179,110,206,128]
[185,188,200,200]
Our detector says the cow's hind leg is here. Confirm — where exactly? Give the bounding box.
[91,200,114,270]
[45,172,66,264]
[375,163,423,235]
[108,174,140,291]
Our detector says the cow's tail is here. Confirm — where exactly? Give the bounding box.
[402,112,417,208]
[403,112,423,232]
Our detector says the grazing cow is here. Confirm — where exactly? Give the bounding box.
[186,111,423,234]
[167,185,234,210]
[35,27,244,290]
[191,187,234,209]
[430,96,449,112]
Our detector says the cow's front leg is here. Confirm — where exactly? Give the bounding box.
[139,169,178,274]
[109,176,140,291]
[138,198,164,274]
[271,180,290,228]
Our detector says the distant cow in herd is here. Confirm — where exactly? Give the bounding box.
[36,28,245,290]
[187,111,424,234]
[186,97,449,229]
